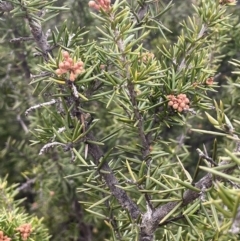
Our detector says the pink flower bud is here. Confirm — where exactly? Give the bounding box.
[180,102,185,108]
[74,69,82,75]
[77,61,84,67]
[59,62,64,69]
[69,72,76,81]
[55,69,62,75]
[62,51,69,59]
[178,107,183,112]
[88,1,96,7]
[67,58,73,64]
[64,61,71,69]
[173,103,178,109]
[168,101,173,106]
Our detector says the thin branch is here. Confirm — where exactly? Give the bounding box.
[70,82,80,99]
[115,26,150,162]
[113,5,154,219]
[68,80,140,219]
[25,99,57,116]
[17,114,29,133]
[87,132,141,220]
[126,179,154,211]
[30,71,52,80]
[196,148,218,166]
[9,36,34,43]
[50,151,93,241]
[104,193,122,239]
[17,178,36,192]
[20,5,51,61]
[39,142,66,155]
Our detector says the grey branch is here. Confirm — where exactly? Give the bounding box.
[0,1,13,12]
[17,178,36,192]
[87,132,141,220]
[139,161,236,241]
[27,16,50,61]
[17,114,29,133]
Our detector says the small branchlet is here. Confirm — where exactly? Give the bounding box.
[9,37,34,43]
[52,127,66,142]
[196,148,218,166]
[25,99,57,116]
[17,178,36,192]
[39,142,66,155]
[39,140,75,162]
[30,71,52,79]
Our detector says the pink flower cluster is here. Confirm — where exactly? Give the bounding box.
[0,231,11,241]
[167,94,190,113]
[16,223,32,241]
[88,0,111,12]
[55,51,85,82]
[139,52,155,63]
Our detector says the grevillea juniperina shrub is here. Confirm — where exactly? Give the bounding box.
[1,0,240,240]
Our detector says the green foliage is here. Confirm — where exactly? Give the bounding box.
[0,177,50,240]
[1,0,240,240]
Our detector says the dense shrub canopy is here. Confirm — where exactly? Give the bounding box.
[1,0,240,240]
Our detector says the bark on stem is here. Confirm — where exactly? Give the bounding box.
[25,10,50,61]
[139,162,236,241]
[87,133,141,220]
